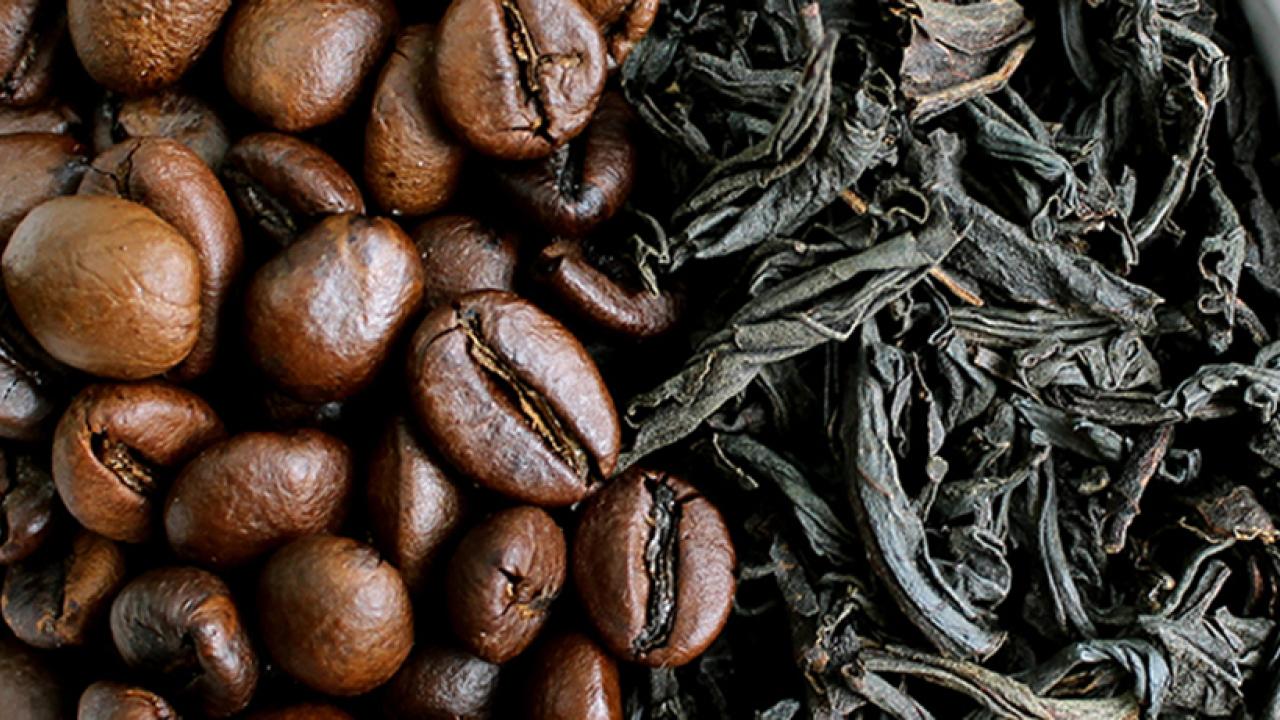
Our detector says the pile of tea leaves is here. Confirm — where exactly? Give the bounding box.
[611,0,1280,717]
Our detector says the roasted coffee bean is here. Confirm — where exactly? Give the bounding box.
[110,567,258,718]
[435,0,608,160]
[408,291,619,506]
[2,530,126,648]
[382,645,499,720]
[78,682,176,720]
[580,0,659,65]
[165,430,352,570]
[0,132,86,245]
[414,215,519,309]
[537,238,681,338]
[79,137,243,380]
[446,506,565,663]
[0,0,64,107]
[573,469,735,667]
[365,24,467,217]
[224,0,398,132]
[246,213,424,402]
[0,447,55,564]
[221,132,365,249]
[526,632,622,720]
[367,417,466,592]
[245,704,354,720]
[52,382,224,543]
[493,92,635,236]
[3,195,202,378]
[0,99,79,135]
[258,535,413,696]
[92,90,230,169]
[68,0,230,95]
[0,345,57,442]
[0,629,65,719]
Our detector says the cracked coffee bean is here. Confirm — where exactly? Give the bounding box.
[92,89,230,169]
[409,290,620,506]
[0,132,86,246]
[0,447,55,564]
[77,682,177,720]
[525,631,623,720]
[2,529,126,648]
[445,506,565,663]
[580,0,658,66]
[435,0,608,160]
[413,214,519,309]
[0,0,65,108]
[52,382,224,543]
[537,237,682,338]
[110,566,258,718]
[382,644,500,720]
[573,468,735,667]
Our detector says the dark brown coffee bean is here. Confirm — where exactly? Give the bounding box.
[3,195,202,378]
[244,704,354,720]
[446,506,565,663]
[580,0,658,65]
[537,238,681,338]
[224,0,398,132]
[526,631,622,720]
[574,468,735,667]
[0,98,79,135]
[408,291,619,506]
[92,90,230,169]
[0,299,64,442]
[493,92,635,237]
[414,215,519,309]
[382,645,499,720]
[0,0,64,107]
[435,0,608,160]
[221,132,365,249]
[165,430,352,570]
[0,629,66,719]
[69,0,230,95]
[365,24,467,217]
[52,382,224,543]
[0,132,86,245]
[0,447,55,564]
[367,416,466,592]
[246,213,424,402]
[258,535,413,696]
[78,137,243,380]
[2,530,126,648]
[78,682,177,720]
[110,567,258,718]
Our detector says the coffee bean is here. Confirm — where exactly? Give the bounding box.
[52,382,224,543]
[244,704,354,720]
[0,99,79,135]
[382,645,499,720]
[526,631,622,720]
[2,530,126,648]
[537,238,681,338]
[446,506,565,663]
[77,682,176,720]
[0,447,55,564]
[408,291,619,506]
[0,298,65,442]
[92,90,230,169]
[573,468,735,667]
[435,0,608,159]
[3,195,202,378]
[245,213,424,402]
[0,0,65,107]
[224,0,398,132]
[580,0,659,65]
[0,629,65,719]
[110,567,258,718]
[365,24,467,217]
[164,430,352,569]
[0,132,86,245]
[413,215,519,309]
[258,535,413,696]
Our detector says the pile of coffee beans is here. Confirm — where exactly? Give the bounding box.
[0,0,735,716]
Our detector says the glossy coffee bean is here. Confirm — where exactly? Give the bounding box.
[414,215,519,309]
[538,238,681,338]
[493,92,635,237]
[3,195,202,378]
[0,99,80,135]
[435,0,608,160]
[383,645,499,720]
[110,567,258,718]
[0,303,64,442]
[0,447,55,564]
[245,704,354,720]
[408,291,619,506]
[224,0,398,132]
[365,24,467,217]
[165,430,352,569]
[526,632,622,720]
[221,132,365,249]
[258,535,413,695]
[574,469,735,667]
[367,417,466,592]
[2,530,126,648]
[77,682,177,720]
[0,629,65,719]
[93,90,230,169]
[68,0,230,95]
[446,506,565,663]
[581,0,659,65]
[78,137,243,380]
[0,0,64,107]
[52,382,224,543]
[246,213,424,402]
[0,132,86,245]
